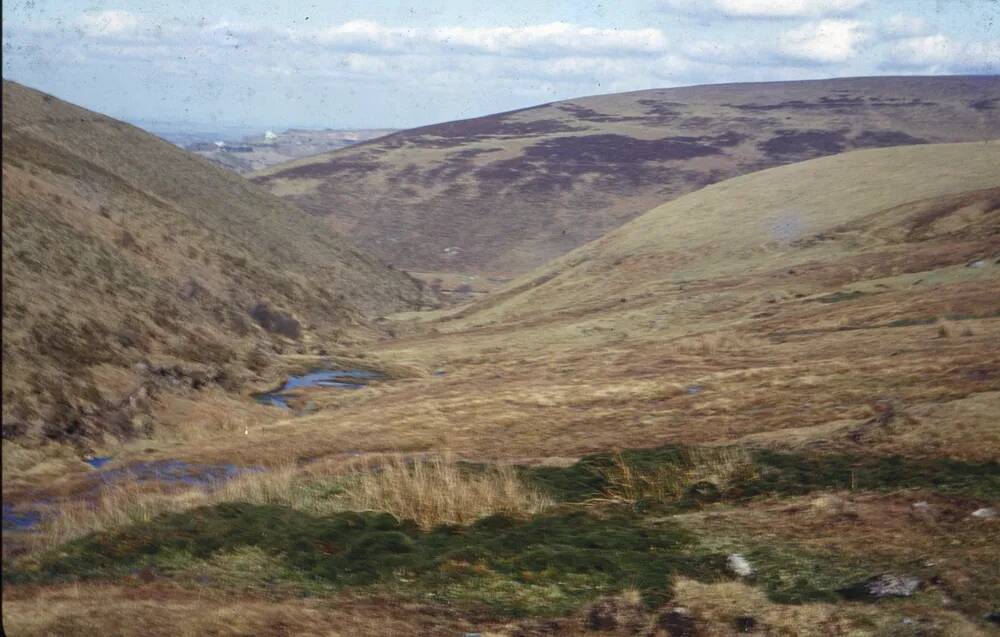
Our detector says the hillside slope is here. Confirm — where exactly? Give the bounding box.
[438,142,1000,332]
[1,81,427,443]
[252,76,1000,276]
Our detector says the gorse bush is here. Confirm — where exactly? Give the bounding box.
[339,454,552,529]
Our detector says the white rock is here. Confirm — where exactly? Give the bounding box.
[912,501,930,510]
[728,553,755,577]
[971,507,997,518]
[867,574,921,597]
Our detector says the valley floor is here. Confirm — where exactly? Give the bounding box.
[4,265,999,635]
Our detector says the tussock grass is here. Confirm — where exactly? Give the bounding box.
[27,454,551,549]
[935,318,973,338]
[31,464,303,550]
[339,454,552,529]
[593,447,758,507]
[674,332,763,356]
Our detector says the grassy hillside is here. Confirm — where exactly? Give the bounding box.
[5,138,999,635]
[252,76,1000,277]
[436,142,1000,331]
[1,81,428,445]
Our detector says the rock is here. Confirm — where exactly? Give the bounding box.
[733,616,756,633]
[971,507,997,518]
[1,421,28,439]
[912,501,930,511]
[432,369,447,377]
[655,607,697,637]
[839,574,922,600]
[727,553,755,577]
[984,611,1000,625]
[686,385,703,395]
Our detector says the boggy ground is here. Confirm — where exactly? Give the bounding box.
[4,145,1000,635]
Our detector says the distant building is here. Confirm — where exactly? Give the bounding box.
[264,130,278,141]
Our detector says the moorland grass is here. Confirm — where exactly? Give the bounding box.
[26,455,551,550]
[523,446,1000,503]
[7,504,725,616]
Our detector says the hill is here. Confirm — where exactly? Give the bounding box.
[251,75,1000,278]
[1,81,427,444]
[436,142,1000,332]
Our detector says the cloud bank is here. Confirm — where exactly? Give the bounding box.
[2,5,996,128]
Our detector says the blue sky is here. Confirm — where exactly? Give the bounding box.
[3,0,998,130]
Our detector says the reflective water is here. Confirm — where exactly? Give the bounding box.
[254,369,383,408]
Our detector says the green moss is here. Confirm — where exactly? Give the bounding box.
[743,544,876,604]
[9,504,725,617]
[747,451,1000,500]
[523,447,1000,503]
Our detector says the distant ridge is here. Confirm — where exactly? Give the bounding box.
[252,75,1000,277]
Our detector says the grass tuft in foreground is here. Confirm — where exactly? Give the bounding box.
[591,447,758,508]
[339,454,552,529]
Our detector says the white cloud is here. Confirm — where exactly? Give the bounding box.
[777,19,867,64]
[662,0,867,19]
[76,10,142,36]
[883,34,1000,73]
[880,14,930,39]
[312,21,668,57]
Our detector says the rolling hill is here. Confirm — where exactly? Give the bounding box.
[1,81,428,444]
[437,142,1000,333]
[252,75,1000,278]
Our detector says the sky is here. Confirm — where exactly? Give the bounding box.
[2,0,999,130]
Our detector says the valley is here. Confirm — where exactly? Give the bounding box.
[3,80,999,636]
[180,127,398,174]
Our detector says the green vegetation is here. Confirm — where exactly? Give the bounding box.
[9,445,998,619]
[525,446,1000,503]
[9,504,725,616]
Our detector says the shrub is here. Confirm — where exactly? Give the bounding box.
[249,302,301,339]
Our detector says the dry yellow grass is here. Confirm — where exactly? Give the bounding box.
[339,454,552,529]
[1,583,491,637]
[30,463,302,550]
[673,331,762,356]
[23,453,550,549]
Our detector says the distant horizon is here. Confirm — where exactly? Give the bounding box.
[6,72,996,138]
[3,0,997,129]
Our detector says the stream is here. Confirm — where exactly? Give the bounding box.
[4,368,381,535]
[253,368,383,408]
